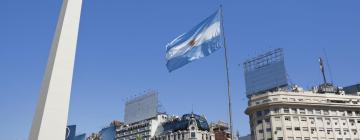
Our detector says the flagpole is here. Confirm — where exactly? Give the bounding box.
[220,5,233,139]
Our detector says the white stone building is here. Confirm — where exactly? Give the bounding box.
[117,114,168,140]
[245,89,360,140]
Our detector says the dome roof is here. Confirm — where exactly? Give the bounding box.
[162,113,210,133]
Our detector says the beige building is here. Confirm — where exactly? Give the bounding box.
[245,89,360,140]
[210,121,231,140]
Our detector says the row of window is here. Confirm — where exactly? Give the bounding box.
[254,96,359,106]
[258,126,360,136]
[259,137,360,140]
[255,108,360,117]
[119,127,150,136]
[256,116,360,125]
[154,132,211,140]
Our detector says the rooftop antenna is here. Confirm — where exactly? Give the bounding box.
[323,49,334,84]
[318,57,327,84]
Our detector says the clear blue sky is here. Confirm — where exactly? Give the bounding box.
[2,0,360,139]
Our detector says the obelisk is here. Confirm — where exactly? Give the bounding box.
[29,0,83,139]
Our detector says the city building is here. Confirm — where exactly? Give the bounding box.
[66,125,86,140]
[87,120,123,140]
[243,48,360,140]
[87,133,100,140]
[245,88,360,140]
[344,84,360,95]
[117,114,168,140]
[152,113,215,140]
[210,121,231,140]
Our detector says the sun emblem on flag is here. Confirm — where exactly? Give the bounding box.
[188,39,196,47]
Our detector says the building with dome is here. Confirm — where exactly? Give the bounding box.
[152,113,215,140]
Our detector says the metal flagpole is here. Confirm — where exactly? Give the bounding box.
[220,5,234,139]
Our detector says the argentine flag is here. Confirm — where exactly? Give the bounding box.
[165,9,224,72]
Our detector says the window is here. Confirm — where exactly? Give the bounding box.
[294,127,300,131]
[257,120,263,124]
[347,111,353,116]
[355,111,360,116]
[266,128,272,132]
[291,108,297,114]
[308,109,314,114]
[299,108,306,114]
[311,127,316,134]
[324,110,329,115]
[335,128,341,135]
[325,118,331,125]
[191,132,196,138]
[315,110,321,114]
[301,117,307,122]
[351,129,357,135]
[264,109,270,115]
[274,108,279,114]
[349,119,355,126]
[286,126,292,131]
[303,127,309,131]
[276,127,282,131]
[285,116,291,121]
[327,129,333,134]
[339,111,345,116]
[284,108,290,113]
[265,118,270,123]
[316,118,323,122]
[258,130,264,133]
[309,118,315,124]
[256,111,262,117]
[277,137,283,140]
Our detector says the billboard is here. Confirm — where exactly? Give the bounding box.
[243,48,288,96]
[124,92,158,124]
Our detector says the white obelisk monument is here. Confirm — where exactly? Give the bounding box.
[29,0,83,139]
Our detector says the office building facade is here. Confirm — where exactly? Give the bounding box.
[245,90,360,140]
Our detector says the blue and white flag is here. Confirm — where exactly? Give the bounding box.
[165,9,224,72]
